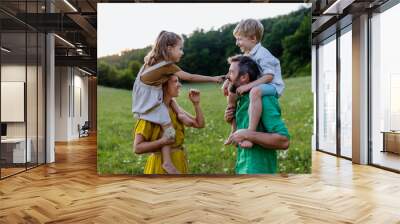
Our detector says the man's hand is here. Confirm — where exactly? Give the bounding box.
[229,129,252,145]
[188,89,200,105]
[224,105,235,122]
[236,83,252,95]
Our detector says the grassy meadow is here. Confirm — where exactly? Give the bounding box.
[97,76,312,174]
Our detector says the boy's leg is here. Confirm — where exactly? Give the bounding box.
[241,84,277,148]
[224,91,237,145]
[161,124,180,174]
[240,87,262,148]
[248,87,263,132]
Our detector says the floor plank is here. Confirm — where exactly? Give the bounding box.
[1,135,400,223]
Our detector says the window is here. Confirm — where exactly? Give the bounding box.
[370,3,400,171]
[339,27,352,158]
[318,35,337,154]
[0,1,46,179]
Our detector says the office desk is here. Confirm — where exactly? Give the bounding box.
[381,131,400,154]
[1,138,31,163]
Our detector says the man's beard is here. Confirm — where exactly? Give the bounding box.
[229,76,240,94]
[229,83,237,93]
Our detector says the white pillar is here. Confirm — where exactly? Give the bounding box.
[312,45,317,151]
[46,33,55,163]
[352,14,369,164]
[46,1,55,163]
[55,67,73,141]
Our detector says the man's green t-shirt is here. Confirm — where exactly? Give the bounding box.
[235,94,289,174]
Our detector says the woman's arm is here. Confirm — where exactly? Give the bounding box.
[173,90,205,128]
[133,134,174,154]
[170,100,195,127]
[186,89,204,128]
[181,103,205,128]
[175,70,224,83]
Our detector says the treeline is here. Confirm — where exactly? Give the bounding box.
[98,7,311,90]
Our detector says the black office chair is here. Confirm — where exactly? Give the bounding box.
[78,121,90,138]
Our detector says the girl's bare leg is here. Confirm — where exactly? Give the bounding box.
[161,124,179,174]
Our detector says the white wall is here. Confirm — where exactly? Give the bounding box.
[72,71,89,138]
[55,66,89,141]
[55,66,69,141]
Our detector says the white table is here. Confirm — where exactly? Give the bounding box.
[1,138,31,163]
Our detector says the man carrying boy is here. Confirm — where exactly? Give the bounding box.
[225,55,289,174]
[223,19,285,148]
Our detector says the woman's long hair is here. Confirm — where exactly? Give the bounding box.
[144,31,182,67]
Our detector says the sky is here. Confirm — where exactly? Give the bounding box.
[97,3,310,58]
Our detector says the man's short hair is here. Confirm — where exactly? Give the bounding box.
[233,19,264,42]
[228,55,260,82]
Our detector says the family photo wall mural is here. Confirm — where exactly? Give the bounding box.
[97,3,312,175]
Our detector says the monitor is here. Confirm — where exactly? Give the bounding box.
[1,123,7,137]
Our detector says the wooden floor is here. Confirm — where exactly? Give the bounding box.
[1,135,400,223]
[1,167,26,178]
[372,151,400,171]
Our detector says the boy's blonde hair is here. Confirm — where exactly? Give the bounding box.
[233,19,264,42]
[144,31,182,66]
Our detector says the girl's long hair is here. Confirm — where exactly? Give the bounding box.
[144,31,182,67]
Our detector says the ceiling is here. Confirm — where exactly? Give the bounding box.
[0,0,98,74]
[311,0,390,43]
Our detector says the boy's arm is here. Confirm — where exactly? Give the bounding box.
[236,74,273,95]
[236,55,278,94]
[175,70,224,83]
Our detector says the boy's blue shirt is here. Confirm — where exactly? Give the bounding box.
[246,43,285,96]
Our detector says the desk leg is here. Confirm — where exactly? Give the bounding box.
[382,133,386,153]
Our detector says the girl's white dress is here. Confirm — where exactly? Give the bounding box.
[132,61,176,126]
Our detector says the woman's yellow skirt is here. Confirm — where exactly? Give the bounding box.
[144,149,188,174]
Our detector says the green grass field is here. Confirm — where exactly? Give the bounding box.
[97,76,312,174]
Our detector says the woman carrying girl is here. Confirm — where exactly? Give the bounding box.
[132,31,224,174]
[134,75,204,174]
